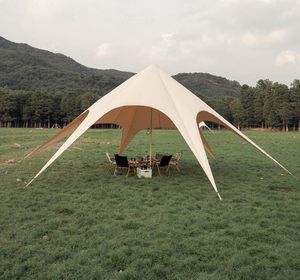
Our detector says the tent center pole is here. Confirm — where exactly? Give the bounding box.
[150,107,152,168]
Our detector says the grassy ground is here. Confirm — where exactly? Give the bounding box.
[0,128,299,280]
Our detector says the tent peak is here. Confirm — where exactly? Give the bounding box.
[142,63,162,73]
[146,63,158,69]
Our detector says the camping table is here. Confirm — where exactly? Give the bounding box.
[129,157,160,169]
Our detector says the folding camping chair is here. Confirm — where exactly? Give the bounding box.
[154,155,172,176]
[114,154,134,177]
[105,152,115,173]
[169,152,182,172]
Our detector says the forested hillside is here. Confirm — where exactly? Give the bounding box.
[0,36,240,97]
[0,36,299,130]
[173,73,240,98]
[0,36,133,95]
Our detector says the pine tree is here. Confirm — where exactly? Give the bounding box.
[273,83,291,131]
[230,99,244,129]
[253,80,272,128]
[290,79,300,131]
[240,85,255,128]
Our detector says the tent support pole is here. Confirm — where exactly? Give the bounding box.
[150,107,152,168]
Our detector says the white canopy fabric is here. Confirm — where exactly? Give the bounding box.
[26,65,292,199]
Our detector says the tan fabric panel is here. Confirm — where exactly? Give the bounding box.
[25,110,89,158]
[27,105,175,158]
[197,111,231,131]
[95,105,176,129]
[95,105,176,153]
[197,110,259,150]
[199,128,216,160]
[95,107,123,125]
[197,110,259,144]
[119,126,140,154]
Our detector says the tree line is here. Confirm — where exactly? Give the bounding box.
[0,79,300,131]
[207,79,300,131]
[0,88,100,128]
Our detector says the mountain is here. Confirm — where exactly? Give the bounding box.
[0,36,240,98]
[0,36,133,95]
[173,72,241,98]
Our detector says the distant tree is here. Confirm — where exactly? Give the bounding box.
[78,93,99,111]
[22,94,34,128]
[290,79,300,131]
[230,99,244,129]
[28,91,53,127]
[60,94,81,125]
[263,82,278,129]
[273,83,291,131]
[14,91,27,127]
[240,85,255,128]
[253,80,272,128]
[0,89,18,127]
[208,96,234,125]
[51,92,63,127]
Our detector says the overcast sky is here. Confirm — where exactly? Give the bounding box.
[0,0,300,85]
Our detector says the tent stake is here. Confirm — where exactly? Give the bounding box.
[25,178,35,188]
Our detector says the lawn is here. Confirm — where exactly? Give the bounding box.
[0,128,299,280]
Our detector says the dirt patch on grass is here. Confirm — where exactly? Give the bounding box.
[247,128,272,132]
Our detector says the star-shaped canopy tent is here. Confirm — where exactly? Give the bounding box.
[26,65,292,199]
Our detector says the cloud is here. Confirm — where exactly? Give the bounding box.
[256,0,274,4]
[161,33,174,43]
[25,0,61,19]
[241,29,287,46]
[95,43,112,58]
[140,33,175,60]
[275,50,300,66]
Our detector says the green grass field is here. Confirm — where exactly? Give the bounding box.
[0,128,299,280]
